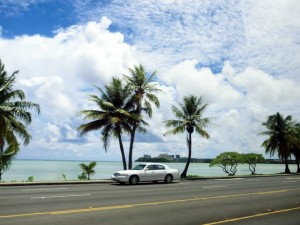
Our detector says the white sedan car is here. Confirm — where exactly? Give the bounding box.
[111,163,180,185]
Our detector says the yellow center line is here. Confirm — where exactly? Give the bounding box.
[203,206,300,225]
[1,188,299,219]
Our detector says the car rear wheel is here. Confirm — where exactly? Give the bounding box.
[129,175,139,185]
[165,174,173,184]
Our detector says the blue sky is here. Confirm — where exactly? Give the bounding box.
[0,1,74,37]
[0,0,300,162]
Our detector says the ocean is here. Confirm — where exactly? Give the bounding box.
[1,160,298,182]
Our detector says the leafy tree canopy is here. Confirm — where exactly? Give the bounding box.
[240,153,265,175]
[209,152,240,176]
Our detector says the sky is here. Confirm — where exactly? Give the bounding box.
[0,0,299,162]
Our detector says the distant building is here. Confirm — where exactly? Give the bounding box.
[158,154,174,161]
[176,155,180,159]
[144,154,151,159]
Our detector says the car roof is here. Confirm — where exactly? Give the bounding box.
[137,163,167,166]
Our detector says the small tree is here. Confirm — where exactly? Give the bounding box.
[78,173,88,180]
[241,153,265,175]
[209,152,240,176]
[79,162,97,180]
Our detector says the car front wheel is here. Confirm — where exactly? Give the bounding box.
[129,175,139,185]
[165,174,173,184]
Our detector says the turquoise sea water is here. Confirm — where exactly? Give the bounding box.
[2,160,298,182]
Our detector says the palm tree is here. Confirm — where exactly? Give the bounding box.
[292,147,300,173]
[291,123,300,173]
[0,60,40,180]
[164,95,211,178]
[260,112,296,174]
[0,142,20,180]
[79,161,97,180]
[78,78,141,170]
[123,65,161,169]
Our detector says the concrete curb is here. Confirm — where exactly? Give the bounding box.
[0,179,112,186]
[1,173,299,186]
[184,172,300,181]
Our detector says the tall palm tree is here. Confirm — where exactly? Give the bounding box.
[79,161,97,180]
[123,65,161,169]
[78,78,141,170]
[0,60,40,180]
[164,95,211,178]
[260,112,296,174]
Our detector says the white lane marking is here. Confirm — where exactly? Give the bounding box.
[202,185,228,189]
[31,194,91,200]
[22,188,69,192]
[286,178,300,180]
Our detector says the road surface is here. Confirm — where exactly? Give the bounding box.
[0,175,300,225]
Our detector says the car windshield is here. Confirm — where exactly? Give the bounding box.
[133,164,146,170]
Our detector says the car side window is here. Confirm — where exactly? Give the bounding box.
[147,165,155,170]
[156,165,165,170]
[133,165,146,170]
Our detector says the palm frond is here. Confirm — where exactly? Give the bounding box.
[163,124,186,136]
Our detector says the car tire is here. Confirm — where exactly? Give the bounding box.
[129,175,139,185]
[165,174,173,184]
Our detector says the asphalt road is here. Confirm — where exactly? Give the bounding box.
[0,175,300,225]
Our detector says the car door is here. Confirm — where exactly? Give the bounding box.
[142,165,156,181]
[155,164,167,180]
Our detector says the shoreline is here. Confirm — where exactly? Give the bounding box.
[2,161,298,183]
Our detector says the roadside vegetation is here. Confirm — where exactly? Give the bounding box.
[241,153,265,175]
[209,152,265,176]
[78,162,97,180]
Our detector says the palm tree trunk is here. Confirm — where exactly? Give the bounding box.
[118,134,127,170]
[181,132,192,178]
[295,153,300,173]
[128,125,136,170]
[284,154,290,174]
[0,143,3,181]
[128,100,142,170]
